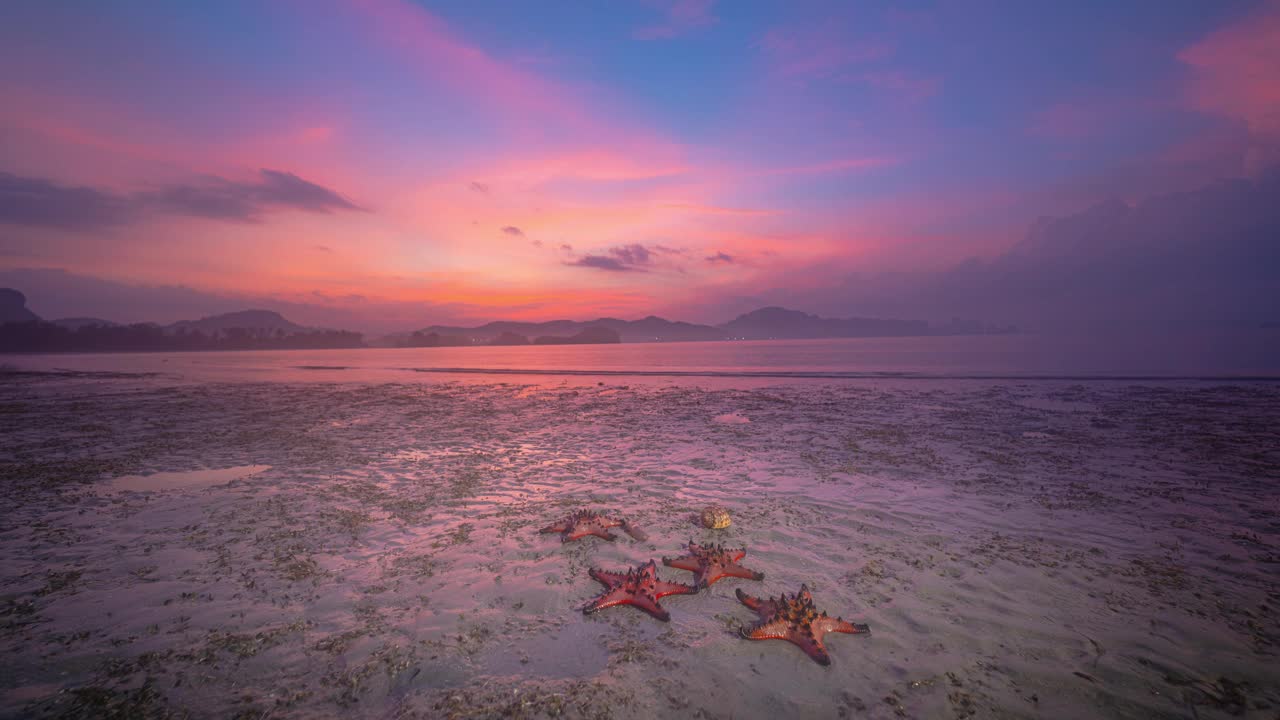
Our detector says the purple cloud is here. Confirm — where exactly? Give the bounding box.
[0,172,133,229]
[143,170,364,222]
[610,243,651,265]
[0,169,364,229]
[565,242,661,272]
[568,255,641,272]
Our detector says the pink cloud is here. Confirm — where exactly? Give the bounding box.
[884,8,937,32]
[1025,95,1168,148]
[346,0,590,133]
[752,155,899,177]
[1028,102,1101,140]
[342,0,695,178]
[297,126,335,144]
[468,147,690,184]
[758,26,891,80]
[861,71,939,104]
[634,0,718,40]
[657,203,780,217]
[1179,0,1280,138]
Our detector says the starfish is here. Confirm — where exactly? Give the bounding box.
[539,509,647,543]
[736,584,869,666]
[582,560,696,621]
[662,541,765,590]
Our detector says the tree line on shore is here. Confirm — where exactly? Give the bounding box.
[0,321,364,353]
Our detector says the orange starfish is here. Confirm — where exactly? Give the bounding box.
[736,584,869,665]
[583,560,696,621]
[661,541,764,589]
[539,510,647,543]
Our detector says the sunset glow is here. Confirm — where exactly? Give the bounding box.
[3,0,1279,331]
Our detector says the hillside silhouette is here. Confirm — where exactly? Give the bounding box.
[0,303,363,352]
[1,288,1014,354]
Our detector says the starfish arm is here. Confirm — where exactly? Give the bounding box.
[662,556,701,572]
[623,594,671,621]
[740,618,794,641]
[727,549,748,562]
[797,637,833,666]
[582,587,637,614]
[741,621,834,666]
[588,567,631,587]
[720,563,765,581]
[814,615,870,635]
[735,588,775,615]
[652,580,697,598]
[619,521,648,541]
[797,584,814,604]
[563,527,615,542]
[539,521,568,534]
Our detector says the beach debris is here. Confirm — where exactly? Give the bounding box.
[662,541,764,590]
[735,584,869,666]
[582,560,697,621]
[700,505,732,529]
[539,509,648,542]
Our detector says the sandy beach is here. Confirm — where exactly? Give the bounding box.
[1,371,1278,718]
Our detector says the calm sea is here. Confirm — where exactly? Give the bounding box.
[4,331,1279,384]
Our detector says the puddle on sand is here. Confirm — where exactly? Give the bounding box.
[100,464,271,492]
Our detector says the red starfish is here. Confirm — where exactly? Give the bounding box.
[736,584,869,666]
[582,560,696,621]
[539,510,647,543]
[662,541,765,589]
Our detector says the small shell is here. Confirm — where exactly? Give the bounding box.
[700,505,732,529]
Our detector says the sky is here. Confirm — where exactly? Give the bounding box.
[1,0,1278,333]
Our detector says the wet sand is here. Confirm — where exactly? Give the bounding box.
[1,374,1277,718]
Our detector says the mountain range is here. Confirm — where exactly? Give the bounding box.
[412,306,1013,343]
[720,307,930,339]
[168,309,309,336]
[415,315,726,344]
[2,287,1016,352]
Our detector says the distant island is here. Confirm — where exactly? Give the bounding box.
[534,327,621,345]
[0,286,1017,354]
[402,305,1016,345]
[0,292,363,353]
[396,326,621,347]
[408,315,724,344]
[718,306,1014,339]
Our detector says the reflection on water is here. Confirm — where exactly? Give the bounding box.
[3,331,1279,384]
[101,464,271,492]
